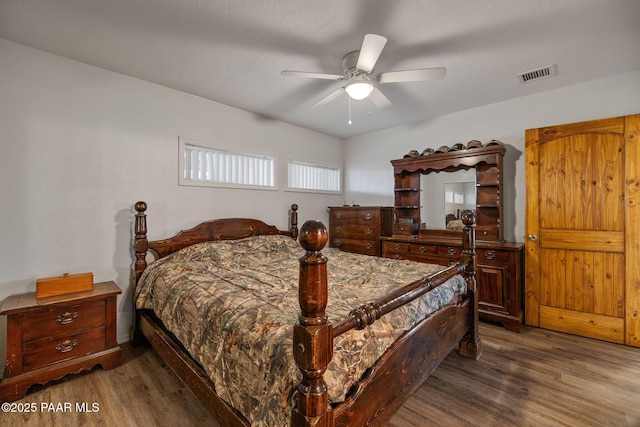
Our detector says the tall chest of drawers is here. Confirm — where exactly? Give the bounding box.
[0,281,122,402]
[328,206,394,256]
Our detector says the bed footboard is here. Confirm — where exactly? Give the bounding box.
[292,214,480,427]
[335,301,469,426]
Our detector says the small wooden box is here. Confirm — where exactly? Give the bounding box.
[36,272,93,298]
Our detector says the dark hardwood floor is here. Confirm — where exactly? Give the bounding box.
[2,323,639,426]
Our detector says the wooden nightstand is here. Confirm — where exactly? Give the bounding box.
[0,281,122,402]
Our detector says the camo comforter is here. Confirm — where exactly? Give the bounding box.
[136,234,465,427]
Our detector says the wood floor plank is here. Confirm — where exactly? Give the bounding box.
[1,323,639,426]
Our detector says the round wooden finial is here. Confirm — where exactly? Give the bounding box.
[462,210,476,226]
[291,203,299,212]
[135,201,147,213]
[299,220,328,251]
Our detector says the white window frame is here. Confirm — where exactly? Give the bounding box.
[178,137,277,191]
[286,158,342,194]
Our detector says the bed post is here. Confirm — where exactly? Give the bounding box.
[292,220,334,427]
[290,204,299,240]
[134,201,149,283]
[458,212,482,359]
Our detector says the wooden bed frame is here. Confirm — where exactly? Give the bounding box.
[133,201,481,427]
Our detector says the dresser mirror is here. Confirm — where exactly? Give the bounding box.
[391,142,505,242]
[421,169,476,229]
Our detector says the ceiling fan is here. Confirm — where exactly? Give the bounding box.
[281,34,446,110]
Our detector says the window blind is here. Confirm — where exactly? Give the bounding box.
[287,160,341,193]
[183,143,275,188]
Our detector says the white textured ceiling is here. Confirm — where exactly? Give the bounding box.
[1,0,639,138]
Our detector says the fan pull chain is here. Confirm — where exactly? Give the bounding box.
[348,97,352,125]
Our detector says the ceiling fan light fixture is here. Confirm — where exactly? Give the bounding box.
[345,82,374,100]
[282,34,445,110]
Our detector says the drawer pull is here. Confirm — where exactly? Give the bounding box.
[363,213,372,221]
[365,243,373,250]
[336,226,342,233]
[56,311,78,325]
[447,247,457,256]
[419,246,427,253]
[335,240,343,247]
[484,250,496,260]
[394,243,401,250]
[335,213,342,219]
[365,228,373,235]
[394,255,401,260]
[56,339,78,353]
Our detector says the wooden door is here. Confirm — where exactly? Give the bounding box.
[525,115,640,347]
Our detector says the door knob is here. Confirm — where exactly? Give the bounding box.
[528,234,538,241]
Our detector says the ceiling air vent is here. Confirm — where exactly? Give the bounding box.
[517,64,557,83]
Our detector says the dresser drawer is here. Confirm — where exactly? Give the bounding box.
[332,238,378,256]
[436,245,461,259]
[477,248,511,264]
[22,326,106,371]
[410,244,437,256]
[330,209,379,224]
[382,241,448,265]
[393,223,419,235]
[22,299,106,341]
[476,225,500,241]
[331,224,379,239]
[381,241,411,257]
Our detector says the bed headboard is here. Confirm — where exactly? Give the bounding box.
[133,201,299,282]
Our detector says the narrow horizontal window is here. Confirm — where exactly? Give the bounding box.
[179,138,276,190]
[287,160,341,193]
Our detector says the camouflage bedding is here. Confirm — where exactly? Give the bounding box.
[136,234,465,427]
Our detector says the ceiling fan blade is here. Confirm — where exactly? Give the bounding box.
[281,70,345,80]
[312,87,346,107]
[377,67,447,83]
[356,34,387,73]
[368,87,392,110]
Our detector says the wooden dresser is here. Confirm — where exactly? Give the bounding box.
[383,142,525,331]
[328,206,393,256]
[0,281,122,402]
[381,237,524,331]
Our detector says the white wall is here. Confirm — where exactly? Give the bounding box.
[344,69,640,243]
[0,38,344,353]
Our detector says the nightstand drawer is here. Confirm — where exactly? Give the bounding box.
[22,326,106,371]
[22,299,106,341]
